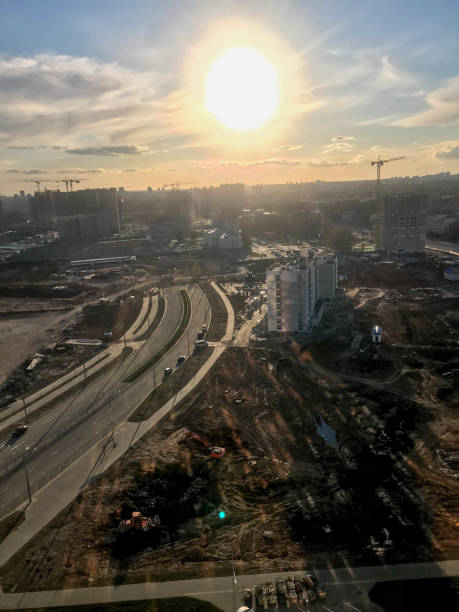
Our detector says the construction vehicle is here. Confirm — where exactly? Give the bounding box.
[119,511,159,532]
[254,582,276,609]
[304,574,326,601]
[184,431,226,459]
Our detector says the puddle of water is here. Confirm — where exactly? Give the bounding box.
[315,416,338,448]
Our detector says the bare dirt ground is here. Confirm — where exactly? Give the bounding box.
[1,340,457,592]
[0,310,71,386]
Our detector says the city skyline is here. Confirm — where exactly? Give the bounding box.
[1,0,459,194]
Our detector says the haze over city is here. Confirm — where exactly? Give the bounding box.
[2,0,459,194]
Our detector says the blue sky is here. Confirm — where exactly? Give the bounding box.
[1,0,459,193]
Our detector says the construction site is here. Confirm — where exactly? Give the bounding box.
[0,250,457,606]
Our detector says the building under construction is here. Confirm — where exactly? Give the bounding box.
[378,194,426,254]
[30,189,120,241]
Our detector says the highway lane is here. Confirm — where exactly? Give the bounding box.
[0,284,209,517]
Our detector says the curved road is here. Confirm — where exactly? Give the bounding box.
[0,284,208,518]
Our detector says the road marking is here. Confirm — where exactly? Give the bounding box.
[0,487,8,493]
[343,603,364,612]
[184,590,233,596]
[52,450,59,455]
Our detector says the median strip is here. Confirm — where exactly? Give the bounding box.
[123,290,191,384]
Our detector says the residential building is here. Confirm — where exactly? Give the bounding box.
[30,188,120,240]
[425,214,456,237]
[266,254,337,333]
[378,195,426,254]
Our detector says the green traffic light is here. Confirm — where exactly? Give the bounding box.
[218,511,226,519]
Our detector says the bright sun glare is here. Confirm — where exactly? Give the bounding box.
[205,47,279,131]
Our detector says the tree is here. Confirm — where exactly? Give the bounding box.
[326,226,355,253]
[450,220,459,242]
[191,262,201,279]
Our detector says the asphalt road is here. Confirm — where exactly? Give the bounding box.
[0,559,457,611]
[0,283,209,518]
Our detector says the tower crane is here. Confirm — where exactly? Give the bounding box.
[370,156,405,199]
[54,178,83,191]
[162,180,199,190]
[68,178,80,191]
[24,179,42,192]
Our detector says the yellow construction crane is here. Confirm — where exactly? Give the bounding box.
[53,178,83,191]
[24,179,42,192]
[162,180,199,190]
[370,156,405,198]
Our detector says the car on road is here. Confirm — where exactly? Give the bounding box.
[12,424,28,438]
[194,339,208,348]
[177,355,186,364]
[164,367,173,376]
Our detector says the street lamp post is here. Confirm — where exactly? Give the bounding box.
[22,396,28,423]
[23,447,32,504]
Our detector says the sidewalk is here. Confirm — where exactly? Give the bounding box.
[0,283,234,568]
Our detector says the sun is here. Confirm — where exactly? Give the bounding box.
[205,47,279,131]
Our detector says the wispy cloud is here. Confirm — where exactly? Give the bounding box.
[322,141,355,154]
[0,54,171,147]
[66,145,151,156]
[5,168,47,174]
[394,75,459,127]
[308,154,366,167]
[331,136,355,142]
[434,145,459,159]
[221,159,301,167]
[4,167,106,175]
[274,144,304,151]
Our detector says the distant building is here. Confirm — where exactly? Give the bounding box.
[203,227,242,249]
[317,254,337,300]
[266,254,337,333]
[30,188,120,241]
[165,189,193,223]
[425,214,456,237]
[378,195,426,254]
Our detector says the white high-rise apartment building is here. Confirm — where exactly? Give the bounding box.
[266,254,337,333]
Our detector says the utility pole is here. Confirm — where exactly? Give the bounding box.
[23,447,32,504]
[152,366,156,390]
[186,328,190,357]
[22,396,28,423]
[82,360,87,382]
[123,332,127,349]
[232,563,237,612]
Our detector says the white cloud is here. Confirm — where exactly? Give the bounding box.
[322,142,355,154]
[331,136,355,142]
[274,144,304,151]
[0,54,170,147]
[395,76,459,127]
[308,154,366,167]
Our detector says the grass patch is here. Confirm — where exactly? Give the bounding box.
[199,283,227,341]
[133,295,152,335]
[0,509,25,545]
[136,295,165,341]
[128,346,212,422]
[123,292,190,384]
[15,598,222,611]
